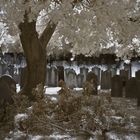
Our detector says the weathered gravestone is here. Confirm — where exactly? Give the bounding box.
[83,71,98,95]
[110,68,117,77]
[51,66,58,87]
[45,67,51,86]
[0,75,16,121]
[13,68,20,84]
[101,70,111,89]
[92,67,101,85]
[80,67,88,83]
[77,74,84,88]
[120,70,129,87]
[111,75,123,97]
[125,78,138,98]
[124,63,131,79]
[57,66,64,82]
[65,69,77,89]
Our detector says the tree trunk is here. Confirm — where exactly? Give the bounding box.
[18,11,57,100]
[19,20,46,99]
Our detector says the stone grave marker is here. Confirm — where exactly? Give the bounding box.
[77,74,84,88]
[125,77,138,98]
[80,67,88,83]
[124,63,131,78]
[120,70,129,86]
[101,70,111,89]
[111,75,123,97]
[50,66,58,87]
[66,69,77,89]
[84,71,98,95]
[57,66,64,82]
[92,67,101,85]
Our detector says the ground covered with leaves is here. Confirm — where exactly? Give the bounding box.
[1,84,140,140]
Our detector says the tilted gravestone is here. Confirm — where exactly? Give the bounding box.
[101,70,111,89]
[57,66,64,82]
[125,78,138,98]
[111,75,123,97]
[92,67,101,85]
[84,71,98,95]
[77,74,84,88]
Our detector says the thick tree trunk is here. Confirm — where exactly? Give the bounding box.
[19,20,47,99]
[18,11,57,100]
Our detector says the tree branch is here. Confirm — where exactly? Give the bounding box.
[39,20,57,49]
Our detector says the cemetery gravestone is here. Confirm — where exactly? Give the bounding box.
[110,68,117,77]
[57,66,64,82]
[125,78,138,98]
[77,74,84,88]
[80,67,88,83]
[45,67,50,86]
[50,67,58,87]
[101,70,111,89]
[111,75,123,97]
[92,67,101,85]
[120,70,129,86]
[84,71,98,95]
[124,63,131,79]
[66,69,77,89]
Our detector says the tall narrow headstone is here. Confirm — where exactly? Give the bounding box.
[120,70,129,89]
[124,63,131,78]
[80,67,88,83]
[86,71,98,95]
[50,66,58,87]
[125,78,138,98]
[111,75,123,97]
[57,66,64,81]
[101,70,111,89]
[77,74,84,88]
[65,69,77,89]
[92,67,101,85]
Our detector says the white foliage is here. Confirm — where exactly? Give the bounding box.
[0,0,140,58]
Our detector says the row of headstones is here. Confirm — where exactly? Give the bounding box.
[15,66,132,89]
[111,71,140,106]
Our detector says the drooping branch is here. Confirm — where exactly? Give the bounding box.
[39,20,57,49]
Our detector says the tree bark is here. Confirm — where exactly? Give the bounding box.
[18,16,56,100]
